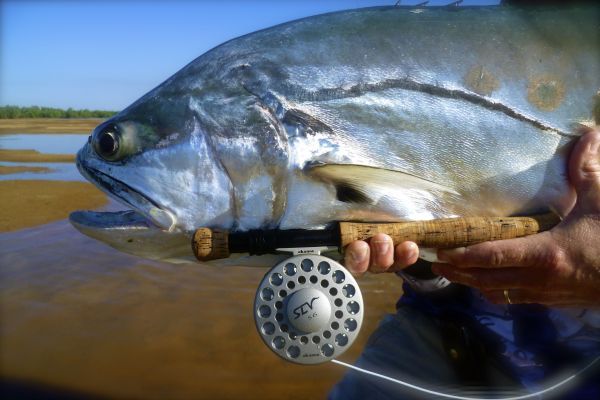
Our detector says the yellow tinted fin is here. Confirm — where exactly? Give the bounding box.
[306,164,459,204]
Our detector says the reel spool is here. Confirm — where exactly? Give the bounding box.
[254,253,363,365]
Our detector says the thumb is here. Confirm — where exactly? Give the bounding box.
[568,127,600,214]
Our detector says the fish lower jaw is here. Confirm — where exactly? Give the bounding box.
[69,209,177,233]
[96,191,178,232]
[147,207,177,232]
[68,209,193,263]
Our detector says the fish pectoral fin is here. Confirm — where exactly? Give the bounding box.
[306,164,459,205]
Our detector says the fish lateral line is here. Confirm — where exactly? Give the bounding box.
[280,78,571,137]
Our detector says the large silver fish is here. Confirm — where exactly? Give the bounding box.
[70,5,600,263]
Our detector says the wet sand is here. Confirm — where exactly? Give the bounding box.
[0,180,108,232]
[0,118,104,134]
[0,149,75,163]
[0,165,52,175]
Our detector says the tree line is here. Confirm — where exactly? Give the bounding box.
[0,105,117,119]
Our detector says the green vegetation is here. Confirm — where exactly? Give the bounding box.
[0,105,117,119]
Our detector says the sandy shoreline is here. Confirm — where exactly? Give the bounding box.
[0,149,75,163]
[0,120,106,230]
[0,118,105,134]
[0,180,108,232]
[0,165,52,175]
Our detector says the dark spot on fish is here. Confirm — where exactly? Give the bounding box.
[335,183,371,204]
[282,109,334,136]
[527,75,565,112]
[464,65,499,96]
[127,238,134,243]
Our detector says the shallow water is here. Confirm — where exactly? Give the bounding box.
[0,133,86,181]
[0,133,88,154]
[0,218,402,399]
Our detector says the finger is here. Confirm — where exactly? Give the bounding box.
[344,240,370,276]
[436,232,555,269]
[388,241,419,272]
[431,264,546,290]
[368,233,395,273]
[568,126,600,214]
[482,289,591,306]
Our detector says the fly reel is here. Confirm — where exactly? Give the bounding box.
[253,252,364,364]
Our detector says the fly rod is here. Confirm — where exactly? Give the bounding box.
[192,212,561,262]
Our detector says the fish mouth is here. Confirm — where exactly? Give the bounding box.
[69,208,194,263]
[69,209,162,233]
[73,153,177,233]
[69,153,193,262]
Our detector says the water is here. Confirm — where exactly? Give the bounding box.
[0,133,88,154]
[0,219,401,399]
[0,133,85,181]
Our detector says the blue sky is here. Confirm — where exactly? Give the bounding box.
[1,0,499,111]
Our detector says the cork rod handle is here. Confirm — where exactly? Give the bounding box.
[338,213,561,249]
[192,228,230,262]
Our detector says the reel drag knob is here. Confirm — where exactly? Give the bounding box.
[254,254,364,365]
[286,288,331,333]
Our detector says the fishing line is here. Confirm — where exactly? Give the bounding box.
[331,356,600,400]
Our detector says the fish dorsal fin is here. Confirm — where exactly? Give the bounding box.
[306,163,459,205]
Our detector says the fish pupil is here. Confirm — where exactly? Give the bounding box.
[98,131,118,156]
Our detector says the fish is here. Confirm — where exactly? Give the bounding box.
[70,4,600,263]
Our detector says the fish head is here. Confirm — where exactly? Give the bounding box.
[71,93,235,261]
[70,45,292,261]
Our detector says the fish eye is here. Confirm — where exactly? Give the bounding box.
[92,125,123,161]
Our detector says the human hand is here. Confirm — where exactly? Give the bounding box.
[344,127,600,307]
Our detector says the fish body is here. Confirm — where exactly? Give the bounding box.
[70,5,600,262]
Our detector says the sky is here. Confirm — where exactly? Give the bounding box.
[1,0,499,111]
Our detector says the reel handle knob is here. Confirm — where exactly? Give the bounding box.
[339,212,560,249]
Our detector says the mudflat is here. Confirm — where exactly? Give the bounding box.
[0,180,108,232]
[0,118,104,134]
[0,149,75,163]
[0,122,105,230]
[0,165,52,175]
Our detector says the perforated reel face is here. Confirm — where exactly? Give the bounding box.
[254,254,364,365]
